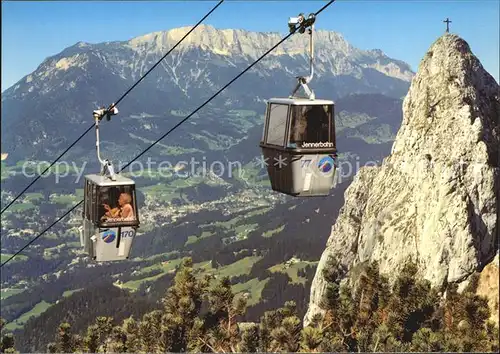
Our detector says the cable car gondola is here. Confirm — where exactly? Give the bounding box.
[80,107,140,261]
[260,13,337,197]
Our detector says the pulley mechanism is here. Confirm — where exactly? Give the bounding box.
[92,104,119,181]
[93,104,119,122]
[288,13,316,34]
[288,13,316,100]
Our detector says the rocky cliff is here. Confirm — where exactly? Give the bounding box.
[305,33,499,325]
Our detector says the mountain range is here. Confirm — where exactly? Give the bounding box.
[1,24,413,162]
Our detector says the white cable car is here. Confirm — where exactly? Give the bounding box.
[80,106,140,261]
[260,13,337,197]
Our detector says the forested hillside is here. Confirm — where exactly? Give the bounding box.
[3,258,497,353]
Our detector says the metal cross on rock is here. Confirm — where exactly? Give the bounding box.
[443,18,452,33]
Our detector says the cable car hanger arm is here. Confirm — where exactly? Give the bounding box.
[288,13,316,100]
[93,106,118,180]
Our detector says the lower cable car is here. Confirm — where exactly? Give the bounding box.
[260,13,337,197]
[80,106,140,261]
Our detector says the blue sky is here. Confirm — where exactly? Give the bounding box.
[2,0,499,92]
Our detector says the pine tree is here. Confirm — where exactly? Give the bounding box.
[385,261,439,342]
[205,276,247,352]
[186,318,210,352]
[485,320,499,352]
[238,323,260,352]
[122,317,140,352]
[259,301,302,352]
[441,280,496,352]
[370,323,402,352]
[161,257,209,352]
[72,334,83,353]
[259,310,276,352]
[300,326,322,352]
[107,326,128,353]
[46,342,57,353]
[56,323,75,353]
[94,317,113,352]
[138,310,162,352]
[83,324,100,353]
[0,334,16,354]
[314,257,358,352]
[410,327,444,351]
[0,318,17,354]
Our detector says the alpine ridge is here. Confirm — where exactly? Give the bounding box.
[305,33,500,325]
[126,25,413,81]
[1,24,413,161]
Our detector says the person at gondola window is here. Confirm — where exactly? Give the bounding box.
[118,192,135,220]
[102,192,135,221]
[289,106,308,148]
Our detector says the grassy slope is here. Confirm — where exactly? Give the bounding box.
[5,301,53,330]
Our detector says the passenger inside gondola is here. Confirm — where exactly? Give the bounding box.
[308,105,330,142]
[117,193,135,220]
[290,106,308,147]
[100,187,136,223]
[102,193,135,221]
[288,105,331,148]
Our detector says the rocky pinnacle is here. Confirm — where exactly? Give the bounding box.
[305,34,500,325]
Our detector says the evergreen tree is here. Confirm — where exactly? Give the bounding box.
[94,317,113,352]
[205,276,247,352]
[107,326,128,353]
[385,262,439,341]
[56,323,75,353]
[72,335,83,353]
[0,334,16,354]
[441,280,496,352]
[161,257,209,351]
[300,326,322,352]
[122,317,140,353]
[0,318,16,354]
[258,310,275,352]
[259,301,302,352]
[186,318,210,352]
[138,311,162,352]
[46,342,57,353]
[238,323,260,352]
[83,324,100,353]
[485,320,499,352]
[370,323,405,352]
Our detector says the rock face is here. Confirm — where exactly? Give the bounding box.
[305,34,500,325]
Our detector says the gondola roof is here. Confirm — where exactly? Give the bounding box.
[85,174,135,186]
[267,97,334,105]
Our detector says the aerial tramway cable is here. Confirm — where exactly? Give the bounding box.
[0,0,225,216]
[0,0,336,268]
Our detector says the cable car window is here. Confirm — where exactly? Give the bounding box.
[266,104,289,146]
[84,181,91,220]
[90,183,97,222]
[261,110,267,142]
[98,185,137,224]
[288,104,333,148]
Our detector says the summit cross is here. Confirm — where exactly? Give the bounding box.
[443,18,452,33]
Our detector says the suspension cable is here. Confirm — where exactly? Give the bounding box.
[0,0,336,268]
[0,0,225,216]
